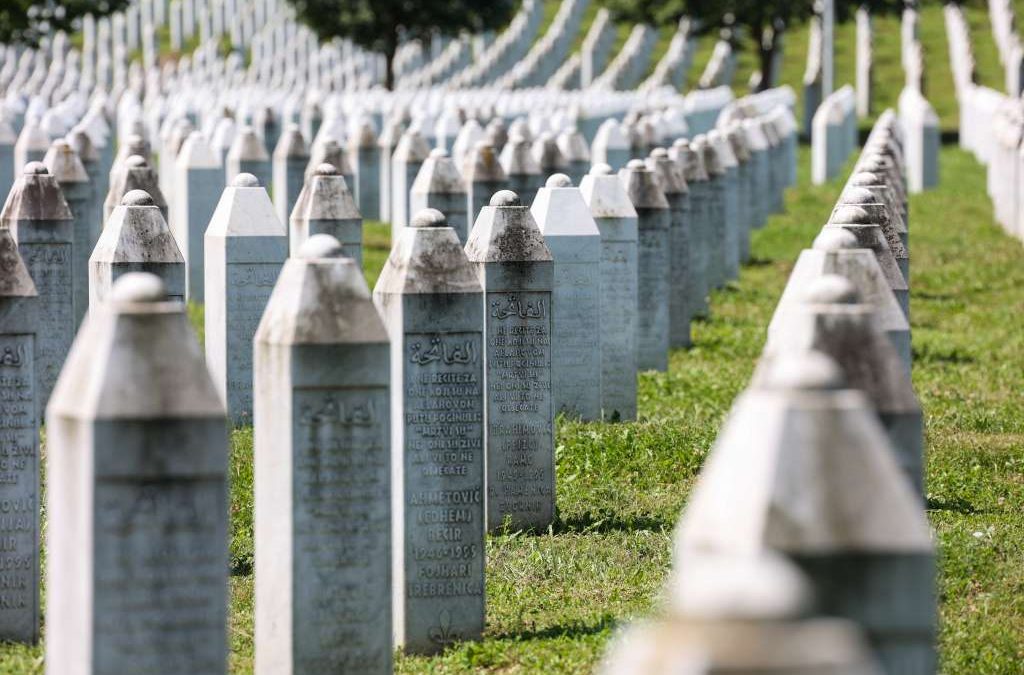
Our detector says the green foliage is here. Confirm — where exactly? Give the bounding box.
[0,0,130,45]
[286,0,517,88]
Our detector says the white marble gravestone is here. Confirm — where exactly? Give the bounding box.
[410,148,468,243]
[272,123,310,227]
[463,141,507,230]
[1,162,74,408]
[43,139,92,326]
[619,159,670,372]
[391,128,431,230]
[90,190,186,309]
[373,208,485,655]
[289,163,363,263]
[464,190,555,532]
[227,125,272,189]
[646,148,692,348]
[580,164,638,421]
[173,131,224,303]
[206,173,287,426]
[254,234,392,675]
[0,230,39,644]
[532,174,602,420]
[46,272,229,675]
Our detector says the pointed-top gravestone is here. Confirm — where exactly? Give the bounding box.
[592,119,629,171]
[532,173,602,420]
[104,154,168,224]
[557,126,591,186]
[43,139,92,326]
[349,119,380,220]
[647,147,692,349]
[0,228,39,644]
[13,121,49,170]
[272,123,309,226]
[463,141,507,229]
[760,274,924,494]
[847,170,906,247]
[227,125,271,190]
[619,159,671,372]
[391,128,431,230]
[206,173,287,426]
[307,136,353,183]
[770,228,911,371]
[499,133,541,208]
[90,189,185,308]
[677,350,935,673]
[825,204,908,318]
[254,234,392,675]
[1,162,73,408]
[672,139,711,318]
[486,118,509,154]
[835,185,910,281]
[173,131,224,302]
[465,190,554,532]
[289,163,363,263]
[46,272,229,675]
[373,208,485,655]
[410,148,468,243]
[532,132,568,179]
[579,163,638,421]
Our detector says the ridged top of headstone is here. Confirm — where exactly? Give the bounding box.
[349,119,377,149]
[837,187,880,207]
[849,171,882,187]
[812,228,860,251]
[108,155,168,213]
[393,128,431,162]
[802,274,859,305]
[375,208,482,295]
[411,148,466,195]
[49,271,225,420]
[707,130,739,169]
[673,141,709,183]
[67,127,98,163]
[176,131,221,169]
[94,189,184,264]
[43,139,89,184]
[619,161,670,209]
[676,349,933,553]
[465,190,553,264]
[0,228,37,298]
[228,125,270,161]
[499,135,540,176]
[463,141,507,182]
[594,118,629,150]
[291,163,361,222]
[556,127,590,162]
[646,150,688,195]
[580,165,639,219]
[533,133,567,171]
[0,162,73,222]
[694,134,726,176]
[273,124,309,159]
[726,124,752,163]
[255,234,388,345]
[829,205,871,225]
[532,176,600,238]
[119,133,150,161]
[308,138,352,176]
[208,171,286,238]
[741,119,770,152]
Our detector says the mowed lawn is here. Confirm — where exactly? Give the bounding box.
[3,3,1024,674]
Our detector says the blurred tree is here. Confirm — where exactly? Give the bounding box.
[288,0,517,90]
[604,0,906,91]
[0,0,130,45]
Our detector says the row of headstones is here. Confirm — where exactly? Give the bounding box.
[811,85,858,185]
[449,0,544,89]
[495,0,590,89]
[638,17,697,94]
[985,0,1024,96]
[590,25,659,92]
[0,96,796,670]
[601,111,936,675]
[803,6,875,135]
[697,37,736,90]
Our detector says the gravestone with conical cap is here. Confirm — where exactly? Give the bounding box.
[410,149,468,243]
[463,141,507,229]
[619,159,671,372]
[373,208,485,655]
[1,162,73,408]
[825,205,908,318]
[580,164,638,421]
[173,131,223,302]
[104,154,168,224]
[226,125,271,190]
[13,122,48,170]
[206,174,287,426]
[289,163,363,263]
[846,171,907,247]
[0,230,39,643]
[391,128,430,231]
[532,174,602,420]
[647,148,692,348]
[465,190,555,532]
[533,132,568,180]
[272,124,309,226]
[592,119,629,171]
[742,119,771,231]
[557,126,591,186]
[306,137,353,185]
[377,117,403,223]
[761,275,923,494]
[499,134,541,208]
[45,272,229,675]
[43,139,92,326]
[90,190,186,309]
[349,120,380,220]
[677,351,936,674]
[67,127,102,244]
[770,228,911,371]
[254,234,392,675]
[835,186,909,282]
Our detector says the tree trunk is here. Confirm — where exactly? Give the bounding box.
[756,26,782,92]
[384,46,395,90]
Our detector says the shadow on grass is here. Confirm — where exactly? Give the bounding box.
[913,344,976,365]
[491,615,618,642]
[927,496,982,515]
[551,511,674,535]
[230,555,254,577]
